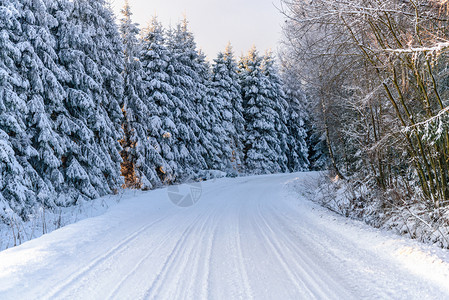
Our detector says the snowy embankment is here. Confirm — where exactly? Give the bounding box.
[1,173,449,299]
[0,194,126,251]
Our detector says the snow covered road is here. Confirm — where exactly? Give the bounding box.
[1,173,449,299]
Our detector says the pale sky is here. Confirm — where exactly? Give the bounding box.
[110,0,285,60]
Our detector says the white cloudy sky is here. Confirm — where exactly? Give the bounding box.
[110,0,285,59]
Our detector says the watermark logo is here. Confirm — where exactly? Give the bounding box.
[167,180,202,207]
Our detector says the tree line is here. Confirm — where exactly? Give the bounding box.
[0,0,311,222]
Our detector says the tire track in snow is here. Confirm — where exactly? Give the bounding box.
[270,197,390,296]
[171,209,217,299]
[236,203,254,299]
[250,202,321,298]
[265,189,449,298]
[175,203,223,300]
[189,200,229,299]
[202,209,223,300]
[142,185,232,299]
[43,214,168,299]
[2,174,449,299]
[266,199,431,298]
[143,210,211,299]
[106,219,185,299]
[256,202,351,299]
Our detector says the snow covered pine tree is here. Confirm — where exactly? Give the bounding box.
[239,47,286,174]
[211,44,245,174]
[0,0,36,220]
[119,1,169,190]
[140,17,182,182]
[52,0,124,203]
[165,19,206,179]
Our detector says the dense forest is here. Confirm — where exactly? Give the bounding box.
[280,0,449,246]
[0,0,314,222]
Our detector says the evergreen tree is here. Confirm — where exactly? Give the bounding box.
[0,0,315,223]
[52,0,124,203]
[261,51,290,172]
[119,2,167,189]
[0,0,35,218]
[283,84,310,171]
[306,123,327,170]
[194,50,229,171]
[280,60,325,171]
[211,44,245,173]
[140,17,182,181]
[239,47,284,174]
[19,0,69,206]
[166,19,206,179]
[0,130,30,221]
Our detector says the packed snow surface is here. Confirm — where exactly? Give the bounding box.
[1,173,449,299]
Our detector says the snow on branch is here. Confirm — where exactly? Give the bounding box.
[384,42,449,54]
[404,105,449,132]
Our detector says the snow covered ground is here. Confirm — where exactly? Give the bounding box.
[0,193,125,251]
[1,173,449,299]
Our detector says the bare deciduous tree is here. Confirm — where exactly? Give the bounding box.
[281,0,449,208]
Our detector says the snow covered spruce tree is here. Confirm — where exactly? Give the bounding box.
[140,17,187,181]
[119,2,168,189]
[165,19,206,179]
[195,50,230,171]
[261,51,290,172]
[211,44,245,173]
[279,44,326,171]
[51,0,124,204]
[0,131,30,221]
[238,47,286,174]
[0,0,36,219]
[281,76,309,172]
[18,0,70,207]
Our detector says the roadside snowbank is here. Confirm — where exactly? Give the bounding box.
[0,190,134,251]
[296,172,449,249]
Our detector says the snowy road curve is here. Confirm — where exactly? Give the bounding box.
[1,173,449,299]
